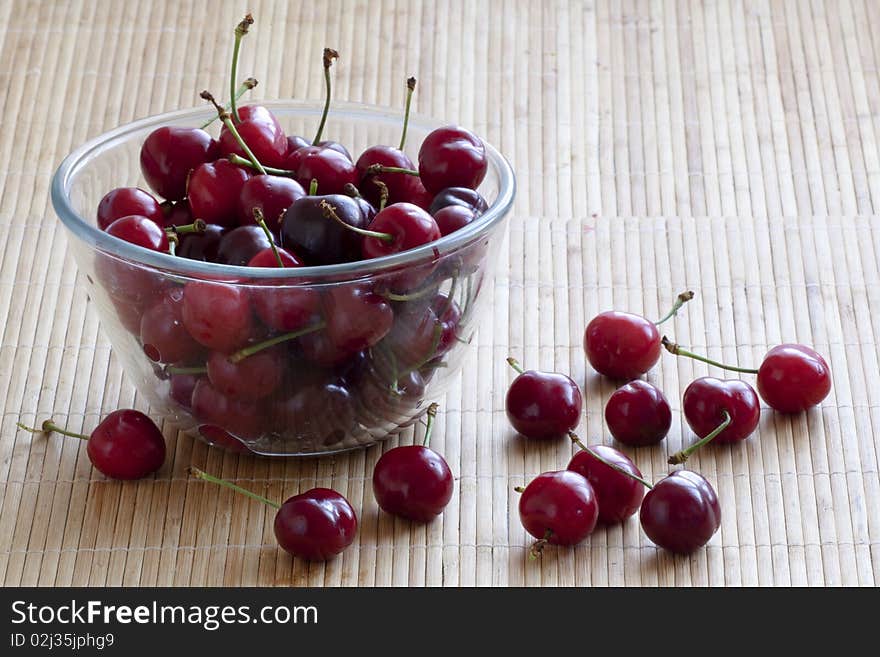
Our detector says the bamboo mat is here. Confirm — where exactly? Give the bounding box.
[1,0,879,587]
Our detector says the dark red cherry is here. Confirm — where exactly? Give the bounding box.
[505,359,582,440]
[295,147,358,195]
[206,348,283,401]
[584,311,661,380]
[247,250,321,332]
[372,445,453,522]
[216,225,273,266]
[361,202,441,260]
[140,126,220,201]
[219,104,288,168]
[640,471,720,553]
[433,205,476,236]
[140,288,204,364]
[402,178,433,210]
[418,126,488,194]
[429,294,462,355]
[272,380,356,447]
[316,140,351,160]
[604,380,672,447]
[182,281,253,353]
[164,200,194,228]
[298,330,354,367]
[237,175,305,231]
[567,444,645,524]
[274,488,358,561]
[169,373,199,409]
[683,377,760,444]
[356,145,418,206]
[280,194,370,265]
[177,223,226,262]
[428,186,489,216]
[324,285,394,353]
[97,187,166,230]
[286,135,310,155]
[757,344,832,413]
[105,215,169,252]
[188,159,250,227]
[517,470,598,550]
[191,378,263,438]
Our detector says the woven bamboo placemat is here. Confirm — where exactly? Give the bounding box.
[1,0,878,586]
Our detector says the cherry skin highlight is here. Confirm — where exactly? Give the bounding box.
[604,380,672,447]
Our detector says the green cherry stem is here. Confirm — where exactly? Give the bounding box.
[661,336,759,374]
[189,467,281,509]
[167,233,178,256]
[229,320,326,363]
[654,290,695,326]
[374,179,389,211]
[200,78,257,129]
[399,76,416,150]
[253,208,284,267]
[17,419,88,441]
[312,48,339,145]
[320,200,394,242]
[230,14,254,124]
[228,154,295,176]
[309,179,319,196]
[422,402,439,447]
[165,365,209,376]
[568,432,654,489]
[367,164,420,177]
[668,411,732,465]
[506,357,525,375]
[165,219,207,236]
[200,90,267,175]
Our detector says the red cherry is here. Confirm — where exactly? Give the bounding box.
[361,202,441,259]
[417,125,488,194]
[274,488,358,560]
[237,175,305,231]
[428,187,489,216]
[604,380,672,447]
[286,134,310,155]
[182,281,254,353]
[433,205,476,236]
[216,225,273,266]
[188,159,251,227]
[584,311,661,380]
[206,348,284,401]
[295,147,358,195]
[191,378,263,438]
[640,471,720,553]
[247,249,321,333]
[683,377,760,444]
[169,373,199,409]
[164,200,194,227]
[219,104,288,169]
[105,215,169,252]
[567,444,645,525]
[177,223,226,262]
[140,288,204,364]
[97,187,166,230]
[247,245,302,268]
[505,358,582,440]
[517,470,598,554]
[298,330,355,367]
[323,285,394,354]
[757,344,831,413]
[19,411,166,480]
[356,145,419,206]
[139,126,220,201]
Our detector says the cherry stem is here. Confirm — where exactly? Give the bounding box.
[165,219,207,236]
[422,402,439,447]
[189,467,281,509]
[528,528,553,560]
[654,290,695,326]
[253,208,284,267]
[343,183,362,198]
[568,432,654,489]
[200,90,267,175]
[399,76,416,150]
[506,357,525,375]
[309,179,319,196]
[312,48,339,145]
[200,78,257,129]
[228,154,295,176]
[167,234,178,256]
[165,365,208,375]
[320,200,393,242]
[17,420,89,441]
[229,320,326,363]
[374,179,389,211]
[230,14,254,124]
[381,283,438,302]
[661,336,759,374]
[367,164,420,177]
[668,410,732,465]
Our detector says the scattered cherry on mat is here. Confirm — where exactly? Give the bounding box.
[505,357,582,440]
[515,470,598,557]
[18,410,166,480]
[639,470,721,554]
[372,403,454,522]
[584,291,694,380]
[604,380,672,447]
[662,338,832,413]
[97,187,166,230]
[189,467,358,561]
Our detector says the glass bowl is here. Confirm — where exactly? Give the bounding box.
[51,100,515,456]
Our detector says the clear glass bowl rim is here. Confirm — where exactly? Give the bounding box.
[51,100,516,281]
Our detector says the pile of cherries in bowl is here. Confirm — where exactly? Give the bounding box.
[65,15,512,456]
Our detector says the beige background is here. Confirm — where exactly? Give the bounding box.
[1,0,879,586]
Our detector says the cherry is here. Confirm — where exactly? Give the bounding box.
[418,125,488,194]
[169,373,199,409]
[188,159,251,227]
[604,380,671,447]
[19,411,166,480]
[182,280,254,353]
[515,470,598,556]
[139,127,221,201]
[177,223,227,262]
[287,134,310,154]
[216,225,273,266]
[429,293,463,355]
[567,437,647,525]
[372,403,453,522]
[295,147,358,195]
[237,175,305,231]
[105,215,170,252]
[505,358,582,440]
[640,470,721,553]
[662,338,832,413]
[280,194,371,265]
[189,467,357,561]
[206,348,283,401]
[428,187,489,216]
[97,187,166,230]
[219,104,288,169]
[272,379,356,447]
[247,244,302,268]
[433,205,476,236]
[677,377,760,457]
[360,202,442,260]
[140,287,204,364]
[298,330,356,367]
[584,291,693,380]
[164,200,194,227]
[324,285,394,353]
[247,240,321,332]
[190,378,263,438]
